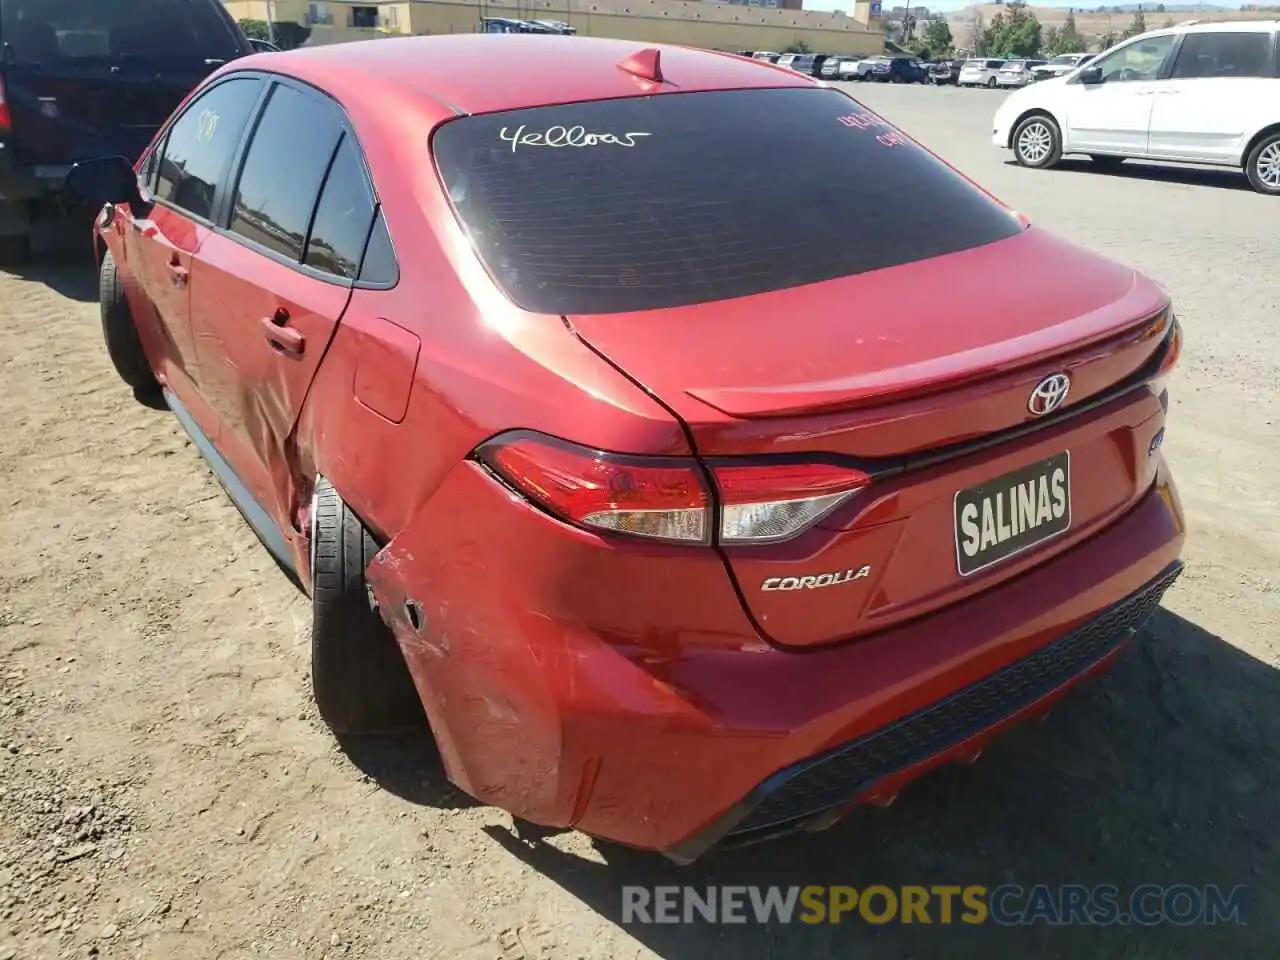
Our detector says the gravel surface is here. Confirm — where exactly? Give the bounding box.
[0,82,1276,959]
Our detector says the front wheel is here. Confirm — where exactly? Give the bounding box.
[99,251,159,395]
[1012,114,1063,169]
[1245,132,1280,195]
[986,76,997,89]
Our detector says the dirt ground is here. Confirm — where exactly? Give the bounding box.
[1,86,1278,960]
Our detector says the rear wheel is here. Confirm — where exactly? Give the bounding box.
[986,76,997,89]
[1012,114,1063,169]
[310,477,425,735]
[1244,132,1280,196]
[99,251,160,395]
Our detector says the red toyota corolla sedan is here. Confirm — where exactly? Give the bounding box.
[67,35,1185,862]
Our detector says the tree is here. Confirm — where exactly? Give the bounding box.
[238,18,269,41]
[783,40,811,54]
[237,18,310,48]
[1098,29,1118,49]
[982,1,1043,58]
[1053,9,1086,53]
[968,10,988,55]
[1122,6,1147,38]
[922,18,954,57]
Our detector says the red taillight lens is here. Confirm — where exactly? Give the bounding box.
[0,77,10,132]
[477,433,871,545]
[478,433,709,543]
[712,462,870,543]
[1147,309,1181,411]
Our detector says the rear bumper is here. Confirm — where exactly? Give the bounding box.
[0,150,70,203]
[669,557,1181,861]
[369,461,1185,858]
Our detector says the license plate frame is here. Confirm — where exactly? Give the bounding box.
[953,451,1072,577]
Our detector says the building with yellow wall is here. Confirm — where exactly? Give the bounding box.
[224,0,886,56]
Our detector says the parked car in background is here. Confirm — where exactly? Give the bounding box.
[853,54,888,79]
[0,0,253,262]
[867,55,928,83]
[752,50,780,62]
[835,55,866,80]
[996,59,1049,87]
[1031,52,1095,81]
[929,59,964,84]
[68,34,1185,861]
[776,53,798,70]
[789,54,822,76]
[821,55,864,80]
[958,58,1006,87]
[249,38,282,53]
[994,21,1280,194]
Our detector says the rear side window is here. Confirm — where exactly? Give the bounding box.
[0,0,244,64]
[155,77,261,221]
[304,135,378,279]
[229,84,344,262]
[431,87,1022,315]
[1170,31,1273,79]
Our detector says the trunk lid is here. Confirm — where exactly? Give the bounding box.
[570,228,1174,648]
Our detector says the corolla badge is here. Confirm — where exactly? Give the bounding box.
[1028,373,1071,417]
[762,566,871,592]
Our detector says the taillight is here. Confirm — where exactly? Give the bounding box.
[1147,308,1182,411]
[711,462,869,543]
[477,432,870,546]
[0,77,10,132]
[478,433,710,544]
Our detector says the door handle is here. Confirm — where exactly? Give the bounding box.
[261,310,304,357]
[165,258,188,287]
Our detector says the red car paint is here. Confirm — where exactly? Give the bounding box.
[99,35,1185,858]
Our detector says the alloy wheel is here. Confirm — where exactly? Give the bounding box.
[1017,121,1053,165]
[1257,141,1280,190]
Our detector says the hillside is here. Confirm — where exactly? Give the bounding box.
[943,3,1280,46]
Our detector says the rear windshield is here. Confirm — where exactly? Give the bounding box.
[0,0,243,65]
[431,88,1022,315]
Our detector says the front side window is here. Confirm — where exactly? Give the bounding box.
[155,77,261,221]
[431,87,1023,315]
[229,84,345,261]
[1092,34,1176,82]
[1169,31,1273,79]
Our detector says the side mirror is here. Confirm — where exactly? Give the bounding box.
[1078,65,1103,85]
[65,156,141,208]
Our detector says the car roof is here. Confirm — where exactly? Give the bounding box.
[1172,19,1278,34]
[256,35,813,116]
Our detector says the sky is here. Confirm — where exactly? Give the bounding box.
[803,0,1244,11]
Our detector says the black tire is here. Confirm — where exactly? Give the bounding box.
[1011,114,1063,169]
[1089,155,1127,173]
[1244,131,1280,196]
[99,251,159,394]
[310,477,425,735]
[986,76,997,89]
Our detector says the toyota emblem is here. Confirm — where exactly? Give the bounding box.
[1028,373,1071,417]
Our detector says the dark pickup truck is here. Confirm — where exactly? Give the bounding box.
[0,0,253,262]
